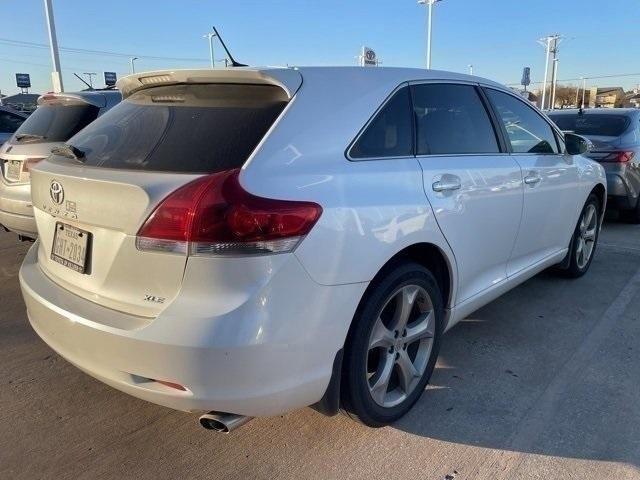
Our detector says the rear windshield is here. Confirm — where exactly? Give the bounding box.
[64,84,289,173]
[548,113,630,137]
[14,103,100,142]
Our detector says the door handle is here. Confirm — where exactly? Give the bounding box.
[524,173,541,185]
[432,179,461,192]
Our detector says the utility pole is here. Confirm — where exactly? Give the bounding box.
[538,34,561,110]
[581,77,587,109]
[550,58,558,110]
[130,57,138,74]
[43,0,64,92]
[203,29,217,69]
[418,0,442,69]
[83,72,96,89]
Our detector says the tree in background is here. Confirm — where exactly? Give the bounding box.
[535,84,583,109]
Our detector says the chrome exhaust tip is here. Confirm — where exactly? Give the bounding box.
[199,412,252,433]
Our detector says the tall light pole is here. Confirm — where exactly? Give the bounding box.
[418,0,442,69]
[130,57,138,74]
[537,34,561,110]
[550,58,558,110]
[581,77,587,109]
[43,0,64,92]
[468,64,473,75]
[203,30,217,69]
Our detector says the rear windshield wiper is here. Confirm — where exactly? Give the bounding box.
[15,133,46,142]
[51,144,85,162]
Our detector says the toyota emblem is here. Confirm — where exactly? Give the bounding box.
[50,180,64,205]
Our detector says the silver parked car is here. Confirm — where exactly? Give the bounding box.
[548,108,640,222]
[0,90,121,239]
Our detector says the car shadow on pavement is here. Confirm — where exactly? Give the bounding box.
[393,233,640,468]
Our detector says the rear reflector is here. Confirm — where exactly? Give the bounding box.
[600,151,634,163]
[136,169,322,256]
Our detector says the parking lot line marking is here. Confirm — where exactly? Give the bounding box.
[472,263,640,478]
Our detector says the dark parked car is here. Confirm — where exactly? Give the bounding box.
[548,108,640,222]
[0,106,28,146]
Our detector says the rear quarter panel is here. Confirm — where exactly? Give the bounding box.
[240,69,457,291]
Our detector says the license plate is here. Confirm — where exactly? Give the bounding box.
[5,160,22,181]
[51,223,90,273]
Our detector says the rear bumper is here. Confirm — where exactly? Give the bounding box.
[604,171,637,210]
[0,180,36,237]
[19,242,366,416]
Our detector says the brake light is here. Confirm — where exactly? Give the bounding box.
[136,169,322,256]
[600,151,634,163]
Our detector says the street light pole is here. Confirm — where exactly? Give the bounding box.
[468,64,473,75]
[203,30,217,69]
[418,0,441,69]
[581,77,587,109]
[539,36,552,110]
[130,57,138,74]
[43,0,64,92]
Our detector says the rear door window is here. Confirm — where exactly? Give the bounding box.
[14,103,99,142]
[349,86,413,159]
[485,88,559,154]
[64,84,289,173]
[411,83,500,155]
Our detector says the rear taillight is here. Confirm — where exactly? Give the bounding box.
[600,151,634,163]
[136,169,322,256]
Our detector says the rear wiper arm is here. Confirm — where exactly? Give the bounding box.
[51,144,85,162]
[15,133,46,141]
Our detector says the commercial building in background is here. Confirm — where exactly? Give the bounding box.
[588,87,627,108]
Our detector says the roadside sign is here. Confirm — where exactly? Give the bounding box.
[15,73,31,89]
[360,47,378,67]
[104,72,117,86]
[521,67,531,87]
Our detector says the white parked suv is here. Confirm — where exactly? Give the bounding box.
[19,67,606,431]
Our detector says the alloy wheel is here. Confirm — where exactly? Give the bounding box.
[576,203,598,269]
[366,284,435,408]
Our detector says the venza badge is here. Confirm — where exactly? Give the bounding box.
[50,180,64,205]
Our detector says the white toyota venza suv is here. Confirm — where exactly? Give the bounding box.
[20,67,606,432]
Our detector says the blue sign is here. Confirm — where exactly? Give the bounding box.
[521,67,531,87]
[15,73,31,88]
[104,72,117,86]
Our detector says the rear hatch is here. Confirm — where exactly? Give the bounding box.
[30,76,295,318]
[1,93,103,184]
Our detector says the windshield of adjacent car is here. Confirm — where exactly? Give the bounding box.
[548,113,630,137]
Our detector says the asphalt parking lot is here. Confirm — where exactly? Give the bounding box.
[1,219,639,480]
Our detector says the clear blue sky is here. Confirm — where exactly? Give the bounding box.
[1,0,639,95]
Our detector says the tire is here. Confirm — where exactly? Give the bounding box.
[341,261,443,427]
[626,197,640,224]
[561,194,601,278]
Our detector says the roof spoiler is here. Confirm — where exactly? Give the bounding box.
[37,92,107,108]
[116,68,303,100]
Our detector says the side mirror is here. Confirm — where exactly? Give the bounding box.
[565,133,591,155]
